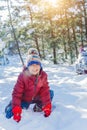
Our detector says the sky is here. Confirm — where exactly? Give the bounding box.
[0,55,87,130]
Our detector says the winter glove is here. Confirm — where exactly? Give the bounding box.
[12,106,22,122]
[42,103,52,117]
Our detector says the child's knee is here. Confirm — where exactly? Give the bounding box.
[21,102,30,109]
[5,103,13,119]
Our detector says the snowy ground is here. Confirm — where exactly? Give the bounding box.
[0,55,87,130]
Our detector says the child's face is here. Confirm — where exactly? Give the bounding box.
[29,64,40,75]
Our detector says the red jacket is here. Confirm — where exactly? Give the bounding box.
[12,69,51,108]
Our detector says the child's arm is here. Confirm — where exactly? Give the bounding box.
[12,73,24,108]
[39,72,52,117]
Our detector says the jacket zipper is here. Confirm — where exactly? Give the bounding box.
[32,75,38,100]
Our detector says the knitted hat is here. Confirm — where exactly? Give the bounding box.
[27,54,42,68]
[27,48,39,55]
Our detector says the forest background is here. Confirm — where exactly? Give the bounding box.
[0,0,87,64]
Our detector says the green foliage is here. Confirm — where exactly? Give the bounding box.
[0,0,87,64]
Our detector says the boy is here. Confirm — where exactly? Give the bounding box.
[5,53,54,122]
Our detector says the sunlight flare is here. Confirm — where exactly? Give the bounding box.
[45,0,57,6]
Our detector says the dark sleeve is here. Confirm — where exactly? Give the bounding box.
[12,73,25,108]
[39,73,51,106]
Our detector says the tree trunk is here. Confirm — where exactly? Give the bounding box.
[83,0,87,41]
[41,35,45,59]
[53,47,57,64]
[71,15,78,58]
[65,10,73,64]
[50,19,57,64]
[7,0,24,65]
[63,38,67,59]
[80,17,84,47]
[34,36,41,58]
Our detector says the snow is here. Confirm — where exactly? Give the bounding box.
[0,39,6,51]
[0,55,87,130]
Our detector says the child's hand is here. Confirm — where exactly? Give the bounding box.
[12,106,22,122]
[42,103,52,117]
